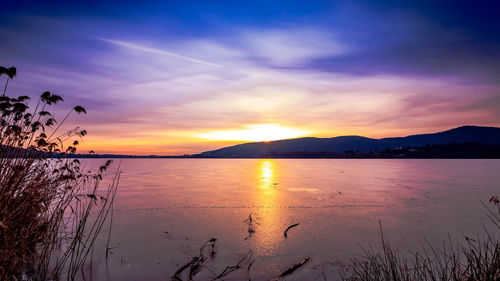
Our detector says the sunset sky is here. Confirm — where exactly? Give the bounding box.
[1,0,500,155]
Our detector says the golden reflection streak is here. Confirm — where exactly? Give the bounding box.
[260,160,274,193]
[253,160,281,255]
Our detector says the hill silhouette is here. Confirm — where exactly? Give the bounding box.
[198,126,500,158]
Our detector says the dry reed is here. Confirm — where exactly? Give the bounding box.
[340,219,500,281]
[0,66,119,280]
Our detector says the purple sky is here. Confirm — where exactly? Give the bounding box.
[1,0,500,154]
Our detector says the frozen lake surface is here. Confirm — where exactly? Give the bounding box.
[79,159,500,280]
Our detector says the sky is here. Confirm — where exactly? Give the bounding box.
[1,0,500,155]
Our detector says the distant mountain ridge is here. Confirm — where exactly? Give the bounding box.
[198,126,500,158]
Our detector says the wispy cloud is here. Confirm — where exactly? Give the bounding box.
[98,38,221,67]
[240,28,345,66]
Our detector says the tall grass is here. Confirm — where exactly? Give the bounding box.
[0,67,118,280]
[341,217,500,281]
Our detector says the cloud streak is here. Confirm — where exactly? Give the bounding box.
[98,38,221,67]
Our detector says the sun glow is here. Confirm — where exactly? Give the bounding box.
[196,124,311,142]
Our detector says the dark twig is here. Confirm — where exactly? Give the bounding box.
[246,259,255,281]
[172,259,196,281]
[284,223,300,238]
[244,214,256,240]
[275,255,311,279]
[171,238,217,281]
[211,250,253,280]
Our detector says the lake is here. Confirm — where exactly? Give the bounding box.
[80,159,499,281]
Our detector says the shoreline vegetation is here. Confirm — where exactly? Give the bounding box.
[0,67,118,280]
[339,215,500,281]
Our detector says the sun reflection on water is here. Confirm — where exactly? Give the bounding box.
[260,160,275,192]
[253,160,282,255]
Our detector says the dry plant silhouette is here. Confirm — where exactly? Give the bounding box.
[340,217,499,281]
[0,66,119,281]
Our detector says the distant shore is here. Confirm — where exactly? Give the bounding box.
[59,142,500,159]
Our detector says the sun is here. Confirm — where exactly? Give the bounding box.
[196,124,311,142]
